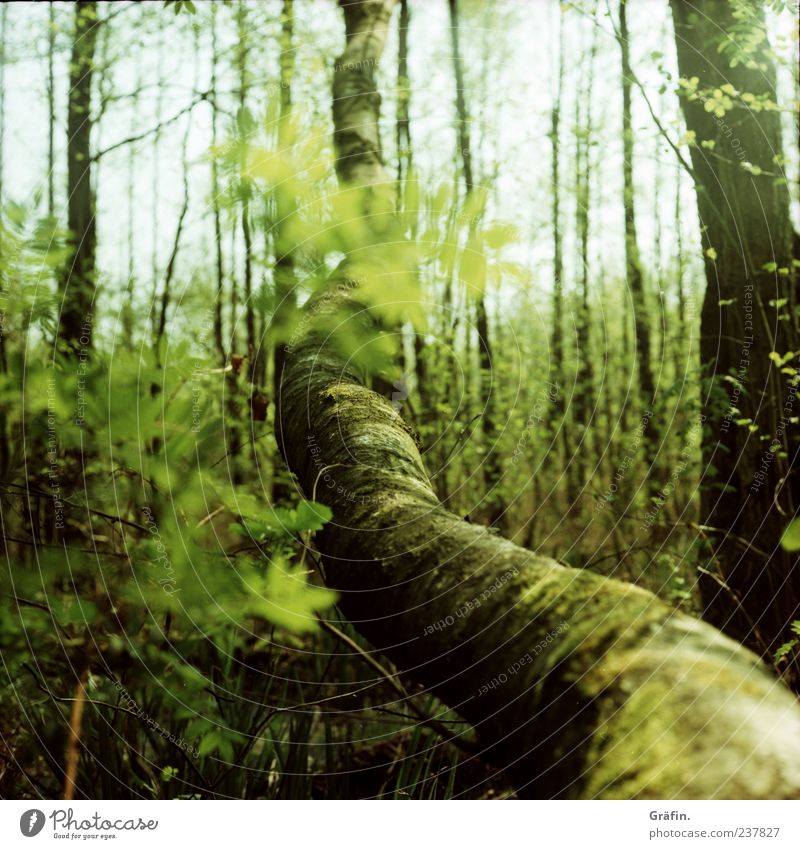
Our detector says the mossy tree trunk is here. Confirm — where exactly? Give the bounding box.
[276,0,800,798]
[670,0,800,684]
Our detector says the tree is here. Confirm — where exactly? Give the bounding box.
[548,5,572,505]
[59,0,98,352]
[276,0,800,798]
[236,0,256,372]
[448,0,501,525]
[396,0,412,201]
[47,2,56,218]
[670,0,800,681]
[0,3,6,211]
[619,0,657,483]
[271,0,298,503]
[572,13,599,496]
[210,2,226,365]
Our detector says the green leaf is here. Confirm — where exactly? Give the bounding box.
[61,599,98,625]
[294,500,333,532]
[161,766,178,783]
[197,732,222,758]
[780,518,800,552]
[248,558,336,632]
[774,640,797,665]
[482,221,517,250]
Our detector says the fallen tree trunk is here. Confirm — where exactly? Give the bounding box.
[275,0,800,799]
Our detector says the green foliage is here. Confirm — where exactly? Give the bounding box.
[0,212,344,796]
[773,621,800,671]
[164,0,197,15]
[780,519,800,552]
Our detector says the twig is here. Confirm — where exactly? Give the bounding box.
[319,618,478,755]
[92,92,207,160]
[0,481,150,532]
[63,665,89,800]
[430,414,482,477]
[196,506,225,528]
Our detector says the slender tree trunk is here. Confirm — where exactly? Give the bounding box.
[156,119,191,350]
[0,3,6,212]
[47,2,56,218]
[674,167,686,373]
[0,2,7,417]
[58,1,98,352]
[670,0,800,685]
[210,3,226,366]
[237,1,256,372]
[155,29,198,353]
[573,19,599,497]
[619,0,657,490]
[229,226,239,353]
[276,0,800,798]
[121,66,140,344]
[548,7,572,506]
[271,0,297,504]
[448,0,501,525]
[396,0,430,434]
[396,0,412,204]
[150,30,164,346]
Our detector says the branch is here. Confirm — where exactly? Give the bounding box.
[92,92,207,161]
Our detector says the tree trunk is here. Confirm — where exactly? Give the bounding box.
[275,0,800,798]
[396,0,412,203]
[155,120,190,351]
[573,18,599,498]
[0,2,7,394]
[271,0,297,504]
[448,0,501,525]
[548,6,572,505]
[155,30,198,353]
[59,1,98,352]
[210,3,226,366]
[670,0,800,684]
[619,0,657,487]
[0,3,6,211]
[236,1,256,373]
[47,2,56,218]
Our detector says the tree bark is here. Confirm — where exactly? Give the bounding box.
[0,3,6,211]
[236,1,256,373]
[548,6,572,505]
[275,0,800,798]
[620,0,655,405]
[619,0,657,484]
[47,2,56,218]
[58,1,98,352]
[396,0,412,202]
[210,2,226,366]
[448,0,501,525]
[670,0,800,684]
[271,0,298,504]
[573,17,599,495]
